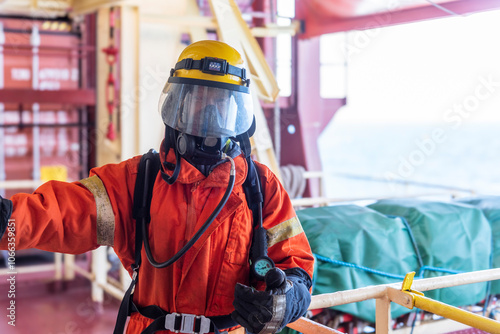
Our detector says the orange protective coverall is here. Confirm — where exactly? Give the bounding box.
[0,146,315,333]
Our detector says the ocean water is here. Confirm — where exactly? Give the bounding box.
[318,122,500,200]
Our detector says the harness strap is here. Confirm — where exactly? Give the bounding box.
[236,127,263,228]
[137,307,236,334]
[133,150,160,266]
[117,293,237,334]
[114,150,160,334]
[113,272,139,334]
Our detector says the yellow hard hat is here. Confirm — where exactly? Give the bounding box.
[159,40,253,138]
[173,40,249,87]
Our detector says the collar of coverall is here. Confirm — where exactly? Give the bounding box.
[159,139,248,187]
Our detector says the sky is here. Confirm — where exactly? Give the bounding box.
[317,9,500,198]
[333,9,500,125]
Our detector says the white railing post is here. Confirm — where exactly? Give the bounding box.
[376,296,393,334]
[91,247,108,304]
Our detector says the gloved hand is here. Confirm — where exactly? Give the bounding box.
[0,195,13,239]
[231,267,312,334]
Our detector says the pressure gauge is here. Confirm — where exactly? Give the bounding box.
[251,256,275,280]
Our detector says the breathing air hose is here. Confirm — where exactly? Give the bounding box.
[143,153,236,269]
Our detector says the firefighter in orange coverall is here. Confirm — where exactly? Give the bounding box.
[0,40,314,334]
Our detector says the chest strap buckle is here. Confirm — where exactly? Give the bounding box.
[165,313,211,334]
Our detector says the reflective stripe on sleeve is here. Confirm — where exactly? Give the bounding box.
[80,175,115,246]
[267,216,304,248]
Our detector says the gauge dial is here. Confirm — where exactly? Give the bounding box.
[252,257,275,279]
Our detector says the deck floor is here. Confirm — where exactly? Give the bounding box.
[0,277,120,334]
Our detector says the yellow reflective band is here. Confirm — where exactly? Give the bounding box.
[267,216,304,248]
[80,175,115,246]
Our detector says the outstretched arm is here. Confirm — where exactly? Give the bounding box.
[0,180,101,254]
[0,157,139,255]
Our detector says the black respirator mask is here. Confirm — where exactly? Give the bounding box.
[174,131,227,166]
[161,125,233,184]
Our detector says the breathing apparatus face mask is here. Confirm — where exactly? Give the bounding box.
[173,130,228,166]
[160,82,252,138]
[159,81,252,169]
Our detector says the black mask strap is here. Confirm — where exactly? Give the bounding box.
[161,126,181,185]
[235,116,256,159]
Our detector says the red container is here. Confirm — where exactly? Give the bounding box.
[0,17,93,197]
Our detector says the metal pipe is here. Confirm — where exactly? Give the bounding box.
[333,171,475,194]
[71,263,94,280]
[412,268,500,292]
[310,283,388,310]
[0,122,94,128]
[31,26,40,89]
[91,247,107,303]
[2,27,80,37]
[79,107,88,180]
[302,171,324,179]
[0,103,5,197]
[141,14,217,28]
[0,22,5,197]
[63,254,75,280]
[54,253,63,280]
[291,192,456,207]
[0,14,71,22]
[0,263,55,275]
[287,317,343,334]
[31,26,41,183]
[2,48,94,58]
[0,88,96,105]
[376,297,392,334]
[2,42,94,51]
[310,268,500,310]
[95,280,125,300]
[0,180,43,190]
[72,258,125,300]
[411,293,500,333]
[32,104,41,182]
[0,22,4,89]
[271,0,281,167]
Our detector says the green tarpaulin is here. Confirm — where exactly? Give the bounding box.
[368,199,491,307]
[298,205,418,322]
[458,196,500,294]
[298,200,491,323]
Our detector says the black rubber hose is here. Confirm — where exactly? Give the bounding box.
[143,159,236,269]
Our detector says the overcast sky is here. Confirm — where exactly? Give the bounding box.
[334,9,500,124]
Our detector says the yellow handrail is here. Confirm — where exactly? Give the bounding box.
[398,272,500,334]
[286,269,500,334]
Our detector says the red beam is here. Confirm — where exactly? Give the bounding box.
[298,0,500,39]
[0,89,95,105]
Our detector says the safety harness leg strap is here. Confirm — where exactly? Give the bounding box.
[139,313,224,334]
[113,274,138,334]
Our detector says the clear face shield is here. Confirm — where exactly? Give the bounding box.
[159,81,253,138]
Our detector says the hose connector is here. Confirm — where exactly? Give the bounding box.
[222,153,236,176]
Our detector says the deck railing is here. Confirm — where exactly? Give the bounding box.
[287,268,500,334]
